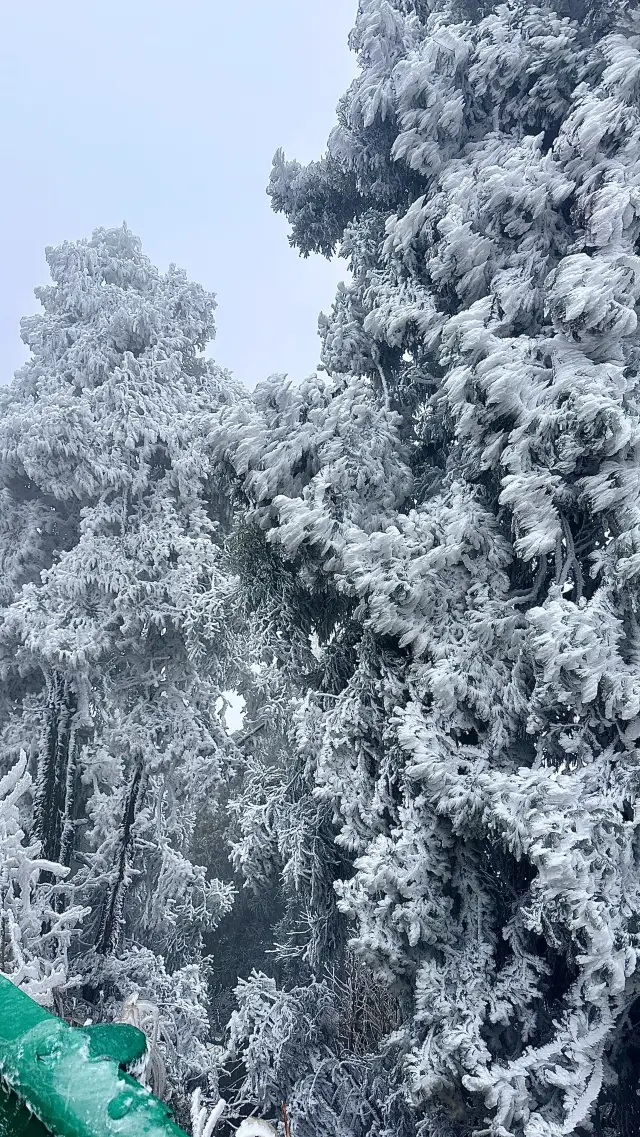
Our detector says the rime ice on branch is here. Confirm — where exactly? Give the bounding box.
[0,226,243,1110]
[217,1,640,1134]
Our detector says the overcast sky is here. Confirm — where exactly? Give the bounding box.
[0,1,358,388]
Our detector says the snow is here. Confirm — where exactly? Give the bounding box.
[2,2,640,1134]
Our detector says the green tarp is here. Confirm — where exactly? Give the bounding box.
[0,976,189,1137]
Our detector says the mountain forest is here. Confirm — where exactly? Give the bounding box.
[2,2,640,1135]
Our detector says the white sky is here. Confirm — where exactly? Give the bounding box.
[0,1,358,388]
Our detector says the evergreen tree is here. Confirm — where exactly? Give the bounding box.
[218,1,640,1134]
[0,226,241,1108]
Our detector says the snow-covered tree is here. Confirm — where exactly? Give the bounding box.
[0,750,85,1004]
[0,226,242,1107]
[216,1,640,1134]
[224,966,414,1137]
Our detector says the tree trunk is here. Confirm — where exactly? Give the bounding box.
[95,762,145,956]
[34,671,78,870]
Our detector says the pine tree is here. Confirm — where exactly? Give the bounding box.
[0,226,241,1107]
[219,1,640,1134]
